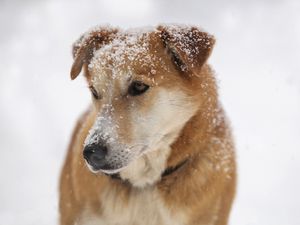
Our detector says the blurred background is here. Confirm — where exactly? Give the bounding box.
[0,0,300,224]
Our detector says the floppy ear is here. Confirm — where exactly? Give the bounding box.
[157,25,215,74]
[70,27,118,80]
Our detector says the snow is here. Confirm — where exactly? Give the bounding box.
[0,0,300,225]
[159,24,214,65]
[89,29,153,76]
[84,105,119,147]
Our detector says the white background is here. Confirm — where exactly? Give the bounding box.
[0,0,299,224]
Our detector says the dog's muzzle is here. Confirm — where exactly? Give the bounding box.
[83,143,108,170]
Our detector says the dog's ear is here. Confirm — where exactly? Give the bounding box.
[157,25,215,74]
[70,27,118,80]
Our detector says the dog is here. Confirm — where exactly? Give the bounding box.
[59,24,236,225]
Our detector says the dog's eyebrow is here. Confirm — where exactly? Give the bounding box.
[135,67,155,76]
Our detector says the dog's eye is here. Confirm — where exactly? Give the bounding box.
[128,81,149,96]
[89,86,100,100]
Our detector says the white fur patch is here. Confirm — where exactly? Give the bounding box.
[119,146,171,187]
[78,187,187,225]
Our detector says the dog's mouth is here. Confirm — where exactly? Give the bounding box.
[100,166,126,175]
[85,161,125,174]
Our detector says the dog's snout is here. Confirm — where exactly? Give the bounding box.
[83,144,108,170]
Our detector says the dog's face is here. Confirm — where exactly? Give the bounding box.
[71,25,215,174]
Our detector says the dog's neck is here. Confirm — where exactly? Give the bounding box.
[166,100,222,169]
[119,125,187,188]
[119,145,172,188]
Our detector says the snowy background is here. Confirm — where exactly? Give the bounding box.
[0,0,300,224]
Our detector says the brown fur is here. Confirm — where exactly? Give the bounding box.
[59,25,236,225]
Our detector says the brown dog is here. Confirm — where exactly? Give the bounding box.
[59,24,236,225]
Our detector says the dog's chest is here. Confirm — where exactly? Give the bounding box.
[80,186,186,225]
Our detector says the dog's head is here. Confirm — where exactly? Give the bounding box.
[71,25,215,174]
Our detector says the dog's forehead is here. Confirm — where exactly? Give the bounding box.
[88,29,169,84]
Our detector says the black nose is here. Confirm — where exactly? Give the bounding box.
[83,143,108,170]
